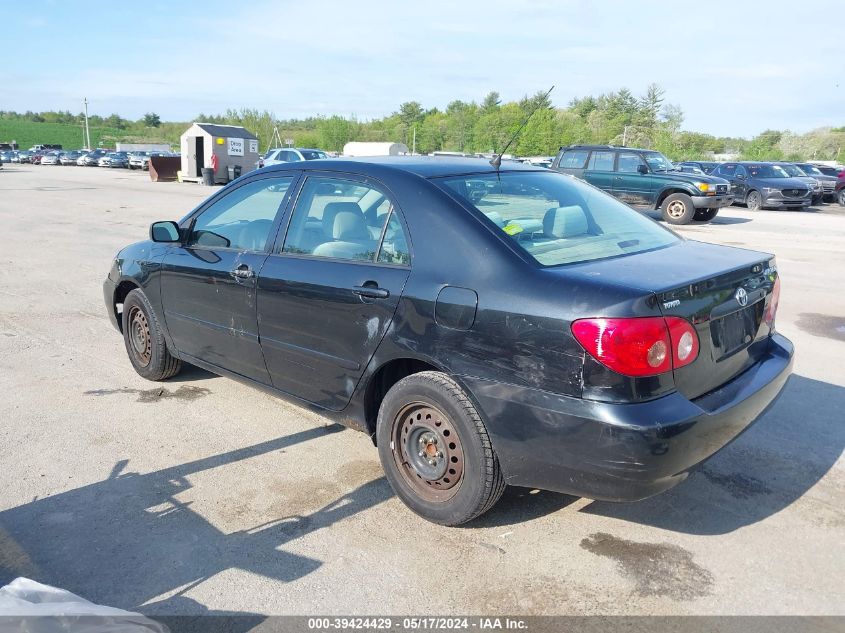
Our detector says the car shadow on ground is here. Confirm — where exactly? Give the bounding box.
[641,210,752,225]
[579,374,844,534]
[0,423,393,616]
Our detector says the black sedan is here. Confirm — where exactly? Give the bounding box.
[103,157,793,525]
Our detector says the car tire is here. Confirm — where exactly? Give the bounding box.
[661,193,696,224]
[838,189,845,206]
[376,371,505,526]
[121,288,182,381]
[695,209,718,222]
[746,190,762,211]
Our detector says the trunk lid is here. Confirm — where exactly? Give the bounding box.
[560,240,778,399]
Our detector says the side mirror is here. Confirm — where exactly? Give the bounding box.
[150,221,181,243]
[637,164,649,174]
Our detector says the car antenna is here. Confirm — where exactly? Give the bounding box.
[489,85,555,169]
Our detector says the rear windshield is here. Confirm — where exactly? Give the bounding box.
[301,150,327,160]
[434,171,679,267]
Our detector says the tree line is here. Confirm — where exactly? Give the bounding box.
[2,85,843,161]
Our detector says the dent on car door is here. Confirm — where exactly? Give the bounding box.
[160,175,298,383]
[256,174,412,410]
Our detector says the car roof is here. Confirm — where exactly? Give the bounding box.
[260,156,543,179]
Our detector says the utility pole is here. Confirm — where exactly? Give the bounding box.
[83,97,91,149]
[622,125,630,147]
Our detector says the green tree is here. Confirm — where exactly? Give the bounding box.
[143,112,161,128]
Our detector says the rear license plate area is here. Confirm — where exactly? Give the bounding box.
[711,303,763,359]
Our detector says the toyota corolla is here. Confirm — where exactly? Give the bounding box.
[103,157,793,525]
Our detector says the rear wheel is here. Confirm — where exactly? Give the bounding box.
[660,193,696,224]
[376,371,505,526]
[838,189,845,206]
[121,289,181,381]
[746,190,762,211]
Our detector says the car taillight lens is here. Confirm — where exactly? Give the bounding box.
[764,276,781,330]
[571,316,699,377]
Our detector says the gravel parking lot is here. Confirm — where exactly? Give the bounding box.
[0,165,843,617]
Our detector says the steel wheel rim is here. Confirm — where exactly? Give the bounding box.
[666,199,687,218]
[127,306,152,367]
[391,402,465,502]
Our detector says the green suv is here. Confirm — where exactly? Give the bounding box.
[551,145,733,224]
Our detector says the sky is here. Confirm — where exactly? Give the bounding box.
[2,0,842,139]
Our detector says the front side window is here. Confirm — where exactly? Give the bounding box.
[587,151,615,171]
[188,177,294,250]
[282,176,408,264]
[717,163,737,176]
[435,171,678,267]
[616,152,644,173]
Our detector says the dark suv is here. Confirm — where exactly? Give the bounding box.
[711,162,812,211]
[551,145,732,224]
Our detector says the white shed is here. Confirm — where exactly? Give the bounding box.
[180,122,260,183]
[342,141,409,157]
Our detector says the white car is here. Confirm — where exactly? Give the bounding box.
[257,147,328,168]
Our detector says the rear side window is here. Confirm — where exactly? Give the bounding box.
[435,171,678,267]
[559,150,588,169]
[587,151,615,171]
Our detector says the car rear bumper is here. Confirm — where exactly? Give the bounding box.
[692,194,733,209]
[462,333,794,501]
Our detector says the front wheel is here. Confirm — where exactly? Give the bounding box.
[838,189,845,206]
[661,193,696,224]
[121,288,182,381]
[376,372,505,526]
[746,190,762,211]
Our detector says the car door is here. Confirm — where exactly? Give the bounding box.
[256,173,412,410]
[160,174,299,383]
[583,150,616,193]
[612,151,653,207]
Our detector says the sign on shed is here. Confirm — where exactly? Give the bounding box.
[228,138,244,156]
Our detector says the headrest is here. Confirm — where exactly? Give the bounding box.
[322,201,363,236]
[543,205,589,238]
[333,211,370,241]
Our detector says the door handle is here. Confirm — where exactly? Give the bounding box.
[230,265,254,279]
[352,285,389,299]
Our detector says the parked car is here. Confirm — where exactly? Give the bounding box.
[677,161,719,174]
[30,151,48,165]
[550,145,732,224]
[59,151,82,165]
[773,163,823,205]
[836,174,845,206]
[0,150,14,164]
[99,152,129,168]
[14,151,32,164]
[711,162,812,210]
[793,162,837,201]
[78,150,106,166]
[103,157,793,525]
[127,152,148,170]
[40,152,62,166]
[257,147,328,168]
[810,164,844,178]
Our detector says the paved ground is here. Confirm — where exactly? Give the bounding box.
[0,165,842,617]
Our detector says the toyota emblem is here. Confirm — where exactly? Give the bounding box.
[735,287,748,307]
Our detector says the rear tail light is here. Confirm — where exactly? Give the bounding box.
[571,316,699,377]
[764,276,781,331]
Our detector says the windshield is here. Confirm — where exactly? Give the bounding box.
[796,164,822,176]
[642,152,675,172]
[434,171,678,267]
[779,164,806,177]
[748,164,790,178]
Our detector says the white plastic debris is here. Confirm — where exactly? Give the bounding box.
[0,577,168,633]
